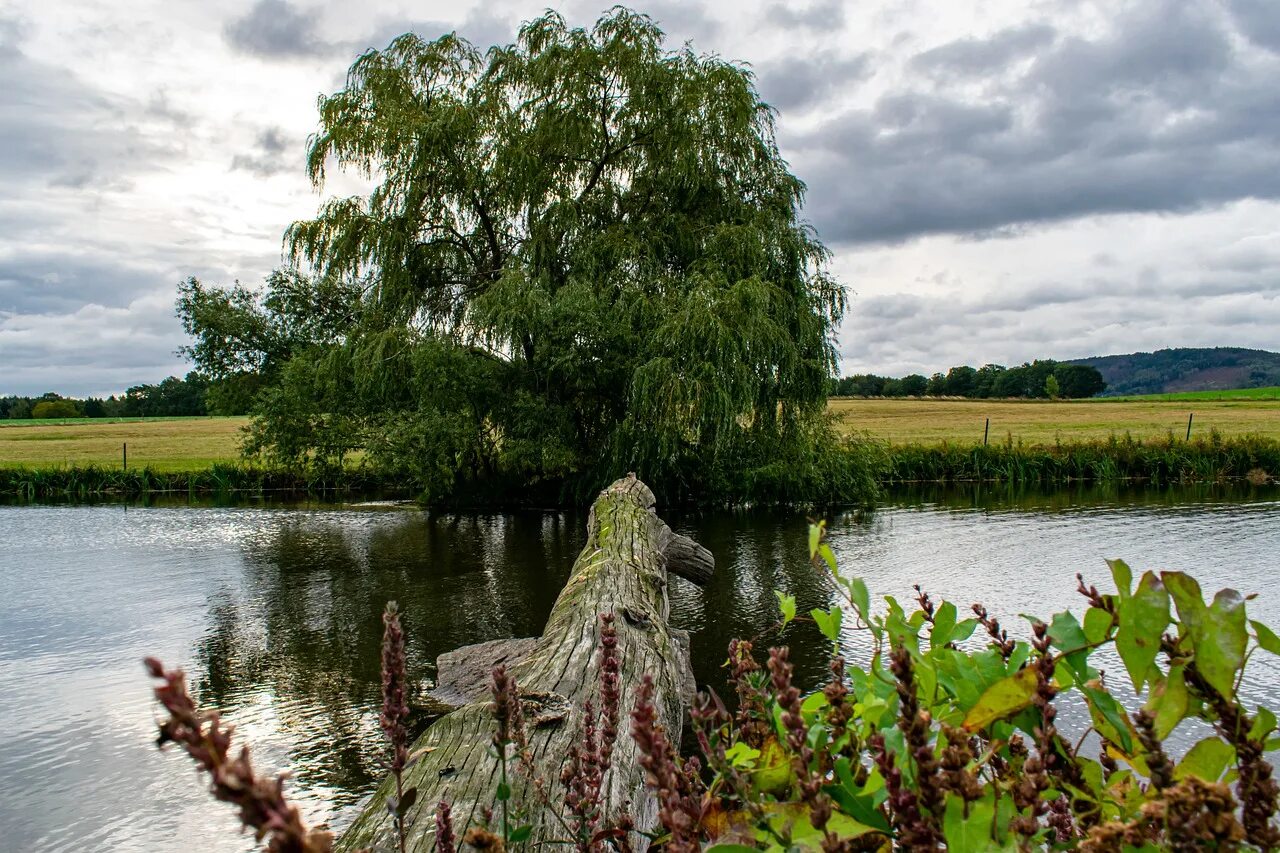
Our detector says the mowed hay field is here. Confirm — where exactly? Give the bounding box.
[1,399,1278,470]
[830,398,1280,445]
[0,417,249,470]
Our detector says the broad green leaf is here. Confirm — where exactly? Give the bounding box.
[1251,619,1280,656]
[1048,610,1089,654]
[1053,658,1076,689]
[1163,571,1206,636]
[1196,589,1248,699]
[1083,606,1113,644]
[775,590,796,626]
[963,667,1038,732]
[763,803,880,844]
[508,825,533,843]
[495,781,511,802]
[944,791,995,853]
[846,577,871,625]
[951,618,979,643]
[914,654,938,706]
[1007,641,1032,673]
[817,543,838,575]
[749,737,792,796]
[1081,683,1136,755]
[1250,706,1277,741]
[931,601,958,650]
[1115,571,1169,691]
[824,780,892,832]
[934,651,986,710]
[801,691,830,716]
[1079,759,1104,798]
[811,607,842,644]
[808,523,821,560]
[1108,558,1133,601]
[1175,737,1234,782]
[1145,665,1189,740]
[724,742,760,769]
[884,596,918,647]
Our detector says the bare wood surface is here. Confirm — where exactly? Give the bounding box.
[337,475,708,852]
[657,526,714,586]
[425,638,540,708]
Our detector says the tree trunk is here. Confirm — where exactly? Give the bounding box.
[337,475,711,852]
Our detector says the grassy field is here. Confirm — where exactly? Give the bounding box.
[830,397,1280,445]
[2,396,1278,471]
[1103,386,1280,401]
[0,416,248,471]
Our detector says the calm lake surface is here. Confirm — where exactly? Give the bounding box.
[1,484,1277,852]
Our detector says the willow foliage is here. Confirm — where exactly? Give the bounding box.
[251,7,854,502]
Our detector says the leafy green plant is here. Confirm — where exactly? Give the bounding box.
[639,522,1280,850]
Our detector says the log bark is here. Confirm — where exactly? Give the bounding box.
[337,475,711,852]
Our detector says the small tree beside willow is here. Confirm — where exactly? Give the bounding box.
[181,7,869,504]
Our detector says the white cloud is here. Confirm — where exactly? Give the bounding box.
[1,0,1278,396]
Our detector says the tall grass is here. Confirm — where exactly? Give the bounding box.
[882,431,1280,485]
[0,463,395,499]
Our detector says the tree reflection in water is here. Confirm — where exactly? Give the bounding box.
[190,509,585,810]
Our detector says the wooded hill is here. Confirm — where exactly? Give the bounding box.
[1066,347,1280,396]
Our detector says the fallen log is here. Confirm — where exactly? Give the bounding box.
[338,475,713,851]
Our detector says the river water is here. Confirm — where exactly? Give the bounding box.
[1,484,1277,851]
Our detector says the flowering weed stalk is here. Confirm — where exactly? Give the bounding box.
[380,601,415,853]
[143,657,333,853]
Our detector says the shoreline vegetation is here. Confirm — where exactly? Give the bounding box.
[3,431,1275,501]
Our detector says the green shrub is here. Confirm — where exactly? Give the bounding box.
[31,400,82,419]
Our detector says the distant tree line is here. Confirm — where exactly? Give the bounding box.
[0,372,243,419]
[829,360,1106,399]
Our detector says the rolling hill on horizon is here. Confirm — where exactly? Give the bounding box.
[1066,347,1280,397]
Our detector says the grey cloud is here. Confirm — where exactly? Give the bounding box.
[0,13,27,47]
[0,249,169,314]
[231,127,293,177]
[223,0,339,59]
[636,0,722,44]
[145,90,198,131]
[1224,0,1280,53]
[763,0,845,32]
[910,23,1056,77]
[223,0,518,62]
[0,298,188,396]
[1031,2,1232,107]
[0,36,182,193]
[554,0,721,46]
[838,272,1280,376]
[758,53,872,112]
[796,0,1280,245]
[356,9,514,55]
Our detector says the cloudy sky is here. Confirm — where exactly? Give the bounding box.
[2,0,1278,395]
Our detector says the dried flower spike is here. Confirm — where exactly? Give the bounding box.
[143,657,333,853]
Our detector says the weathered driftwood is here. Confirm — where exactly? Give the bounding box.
[338,475,712,852]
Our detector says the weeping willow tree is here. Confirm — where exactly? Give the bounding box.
[227,7,873,503]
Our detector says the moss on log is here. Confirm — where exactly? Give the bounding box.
[337,475,711,851]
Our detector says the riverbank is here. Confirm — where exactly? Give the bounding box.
[0,463,399,500]
[4,433,1275,500]
[882,433,1279,485]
